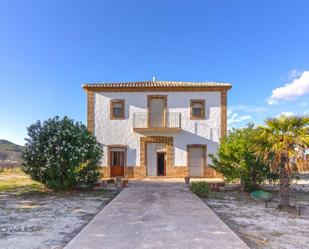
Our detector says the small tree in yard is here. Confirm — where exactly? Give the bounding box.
[209,124,273,192]
[254,115,309,210]
[23,116,103,190]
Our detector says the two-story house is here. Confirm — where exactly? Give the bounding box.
[83,80,231,178]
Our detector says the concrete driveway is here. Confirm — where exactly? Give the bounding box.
[65,180,248,249]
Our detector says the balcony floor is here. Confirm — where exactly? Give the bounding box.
[133,127,182,133]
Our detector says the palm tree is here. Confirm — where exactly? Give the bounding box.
[255,115,309,209]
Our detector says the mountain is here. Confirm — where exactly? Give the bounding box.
[0,140,25,162]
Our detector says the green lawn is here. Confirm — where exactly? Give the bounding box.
[0,168,47,194]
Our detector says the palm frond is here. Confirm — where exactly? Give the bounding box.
[254,115,309,172]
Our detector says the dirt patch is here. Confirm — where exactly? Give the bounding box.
[0,188,121,249]
[205,189,309,249]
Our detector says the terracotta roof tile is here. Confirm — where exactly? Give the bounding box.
[82,80,232,90]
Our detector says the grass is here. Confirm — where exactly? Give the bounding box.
[0,168,48,194]
[0,168,109,196]
[190,181,210,198]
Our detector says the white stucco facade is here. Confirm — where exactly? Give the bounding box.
[93,91,222,169]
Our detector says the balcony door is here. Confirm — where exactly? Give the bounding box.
[148,96,167,128]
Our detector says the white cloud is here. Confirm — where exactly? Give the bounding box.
[276,111,294,118]
[279,69,303,82]
[287,69,303,80]
[268,70,309,105]
[227,111,252,125]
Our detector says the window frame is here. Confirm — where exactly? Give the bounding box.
[147,95,167,128]
[110,99,125,119]
[107,145,127,177]
[190,99,205,120]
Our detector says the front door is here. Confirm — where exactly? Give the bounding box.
[146,143,166,176]
[188,147,204,177]
[157,152,166,176]
[149,97,166,128]
[110,150,125,177]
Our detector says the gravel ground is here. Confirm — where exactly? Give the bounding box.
[205,182,309,249]
[0,189,121,249]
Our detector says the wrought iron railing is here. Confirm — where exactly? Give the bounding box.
[133,112,181,129]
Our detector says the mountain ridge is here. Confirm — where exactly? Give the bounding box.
[0,139,25,162]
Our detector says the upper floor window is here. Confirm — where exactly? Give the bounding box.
[110,99,125,119]
[190,99,205,119]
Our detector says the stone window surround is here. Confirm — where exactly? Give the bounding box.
[187,144,207,177]
[147,95,167,128]
[110,99,125,120]
[140,136,173,176]
[107,145,127,173]
[190,99,205,120]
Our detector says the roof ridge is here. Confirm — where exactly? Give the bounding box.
[83,80,231,85]
[82,80,232,91]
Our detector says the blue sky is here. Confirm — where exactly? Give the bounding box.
[1,0,309,145]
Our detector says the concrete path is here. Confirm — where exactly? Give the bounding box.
[65,180,249,249]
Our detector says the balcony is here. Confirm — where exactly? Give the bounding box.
[133,112,182,132]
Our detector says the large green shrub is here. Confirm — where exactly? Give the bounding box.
[190,182,210,198]
[22,116,103,190]
[209,124,274,192]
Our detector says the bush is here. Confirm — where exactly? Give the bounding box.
[22,116,103,190]
[106,179,115,184]
[209,123,275,192]
[190,182,210,198]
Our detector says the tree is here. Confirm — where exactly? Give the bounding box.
[23,116,103,190]
[254,115,309,209]
[209,124,272,192]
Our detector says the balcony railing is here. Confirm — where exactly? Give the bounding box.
[133,112,182,132]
